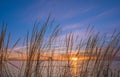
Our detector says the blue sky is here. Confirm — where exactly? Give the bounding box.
[0,0,120,46]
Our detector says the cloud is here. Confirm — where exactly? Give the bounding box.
[52,6,94,21]
[62,22,83,31]
[85,8,120,23]
[60,7,120,33]
[17,1,95,22]
[12,46,27,53]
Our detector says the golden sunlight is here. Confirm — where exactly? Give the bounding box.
[71,57,78,61]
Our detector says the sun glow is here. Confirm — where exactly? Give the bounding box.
[71,57,78,61]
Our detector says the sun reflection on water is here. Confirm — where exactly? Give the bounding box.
[71,57,78,77]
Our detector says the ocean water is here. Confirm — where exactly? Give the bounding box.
[7,60,120,77]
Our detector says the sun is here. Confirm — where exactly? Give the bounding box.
[71,57,78,61]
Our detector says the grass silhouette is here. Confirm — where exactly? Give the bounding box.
[0,17,120,77]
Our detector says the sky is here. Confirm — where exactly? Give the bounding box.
[0,0,120,47]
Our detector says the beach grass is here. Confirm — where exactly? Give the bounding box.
[0,18,120,77]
